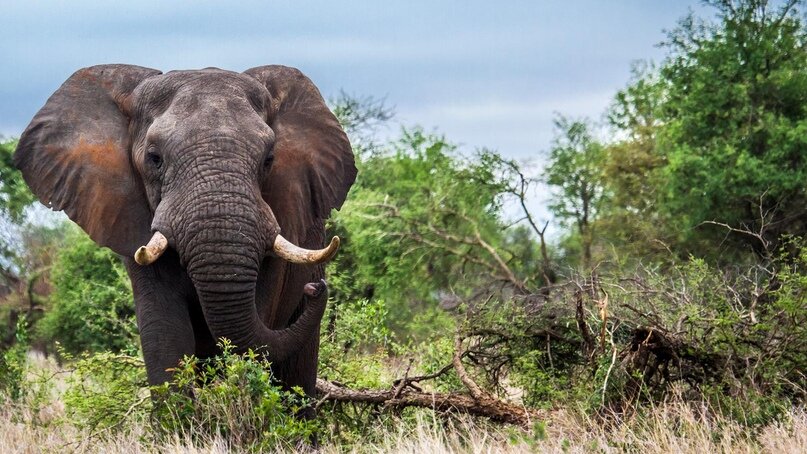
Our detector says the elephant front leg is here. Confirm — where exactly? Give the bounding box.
[125,254,196,386]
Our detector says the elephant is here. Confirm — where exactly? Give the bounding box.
[13,64,356,405]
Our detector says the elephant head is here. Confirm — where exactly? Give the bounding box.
[14,64,356,357]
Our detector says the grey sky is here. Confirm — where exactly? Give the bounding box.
[1,1,706,226]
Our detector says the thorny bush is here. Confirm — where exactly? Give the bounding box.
[452,241,807,423]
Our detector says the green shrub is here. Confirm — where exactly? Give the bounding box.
[151,340,317,449]
[319,295,396,388]
[62,349,148,431]
[61,341,317,450]
[413,334,463,392]
[0,316,30,402]
[38,225,137,355]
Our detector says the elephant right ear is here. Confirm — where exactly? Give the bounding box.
[14,64,161,257]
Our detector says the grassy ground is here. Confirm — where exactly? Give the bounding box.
[3,404,805,453]
[2,352,805,453]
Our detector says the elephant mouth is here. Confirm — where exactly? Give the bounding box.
[133,230,340,266]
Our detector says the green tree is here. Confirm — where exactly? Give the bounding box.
[329,128,544,338]
[0,139,35,224]
[544,116,606,268]
[0,138,34,283]
[0,138,65,348]
[595,63,674,261]
[658,0,807,258]
[330,91,394,158]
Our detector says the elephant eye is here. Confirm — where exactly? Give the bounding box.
[147,150,163,168]
[263,153,275,169]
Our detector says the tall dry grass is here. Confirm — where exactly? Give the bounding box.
[2,399,805,453]
[1,352,804,453]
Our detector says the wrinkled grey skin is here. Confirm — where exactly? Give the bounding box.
[14,65,356,405]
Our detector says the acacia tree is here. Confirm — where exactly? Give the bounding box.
[544,116,606,269]
[326,126,548,339]
[330,91,394,159]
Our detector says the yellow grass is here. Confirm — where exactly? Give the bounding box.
[2,404,805,453]
[1,352,804,453]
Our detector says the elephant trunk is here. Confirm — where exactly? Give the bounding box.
[176,191,325,362]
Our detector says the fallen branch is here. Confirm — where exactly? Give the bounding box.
[315,333,541,428]
[315,378,539,427]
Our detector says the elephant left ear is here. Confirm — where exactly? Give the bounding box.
[244,66,356,229]
[14,65,161,257]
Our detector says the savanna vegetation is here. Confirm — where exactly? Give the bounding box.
[1,1,806,452]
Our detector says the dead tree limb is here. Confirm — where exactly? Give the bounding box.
[315,379,539,428]
[575,290,596,360]
[315,333,541,428]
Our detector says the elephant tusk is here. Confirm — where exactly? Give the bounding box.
[273,234,340,264]
[134,231,168,265]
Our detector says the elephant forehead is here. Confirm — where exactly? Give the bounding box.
[132,72,270,136]
[147,98,273,146]
[138,69,269,105]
